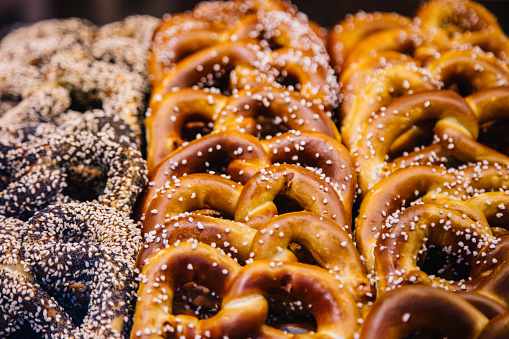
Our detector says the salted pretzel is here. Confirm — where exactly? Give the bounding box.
[132,242,361,339]
[260,131,356,212]
[249,211,372,302]
[426,49,509,95]
[213,87,340,140]
[340,63,439,148]
[234,164,350,230]
[327,11,412,74]
[356,165,463,272]
[141,174,243,234]
[360,285,491,339]
[140,130,270,218]
[374,202,498,293]
[0,202,141,338]
[415,0,509,62]
[353,89,509,195]
[146,85,340,174]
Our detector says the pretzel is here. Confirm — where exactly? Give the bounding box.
[0,202,141,338]
[132,242,243,338]
[133,242,361,339]
[356,165,462,272]
[249,211,372,302]
[353,89,509,195]
[261,131,356,212]
[234,164,350,230]
[426,49,509,95]
[140,131,269,219]
[146,85,340,173]
[327,11,412,74]
[415,0,509,62]
[141,174,243,234]
[374,202,498,293]
[360,285,490,339]
[340,63,439,148]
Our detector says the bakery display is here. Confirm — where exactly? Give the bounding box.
[2,0,509,338]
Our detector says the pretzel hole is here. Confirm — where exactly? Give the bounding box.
[180,116,214,142]
[419,245,471,282]
[442,74,477,97]
[387,121,436,159]
[275,70,301,92]
[172,283,221,319]
[63,164,106,202]
[68,89,103,113]
[0,93,21,112]
[478,121,509,155]
[266,292,317,334]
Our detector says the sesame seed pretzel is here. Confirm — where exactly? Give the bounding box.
[0,202,141,338]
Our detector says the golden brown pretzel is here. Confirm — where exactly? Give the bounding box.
[426,49,509,95]
[261,131,356,212]
[327,11,412,74]
[146,89,228,170]
[355,165,460,272]
[220,261,361,338]
[415,0,509,62]
[141,174,243,234]
[135,214,261,270]
[249,211,373,302]
[360,285,490,339]
[131,243,243,339]
[374,202,496,293]
[234,164,350,231]
[213,87,340,140]
[340,63,439,148]
[139,130,270,218]
[352,89,481,194]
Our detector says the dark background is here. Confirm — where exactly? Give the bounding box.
[1,0,509,38]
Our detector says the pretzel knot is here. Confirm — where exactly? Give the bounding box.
[132,243,361,339]
[0,202,141,338]
[234,164,350,230]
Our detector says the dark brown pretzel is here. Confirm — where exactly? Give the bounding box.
[234,164,350,231]
[1,202,140,338]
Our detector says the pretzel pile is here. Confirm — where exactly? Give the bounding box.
[134,0,509,338]
[2,0,509,338]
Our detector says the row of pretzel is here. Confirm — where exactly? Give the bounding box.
[133,0,509,338]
